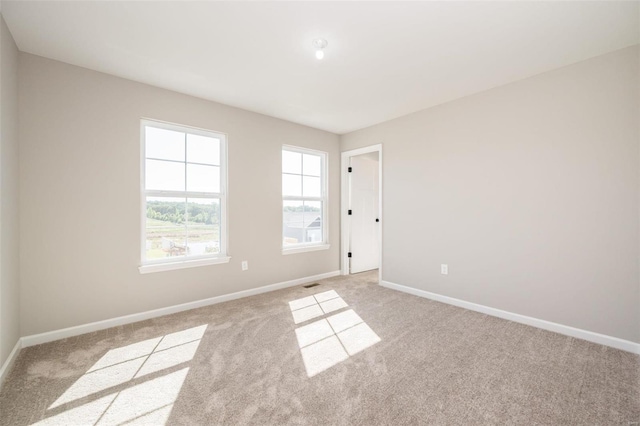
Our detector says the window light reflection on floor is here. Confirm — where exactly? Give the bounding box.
[289,290,349,324]
[35,368,190,426]
[289,290,381,377]
[33,324,207,426]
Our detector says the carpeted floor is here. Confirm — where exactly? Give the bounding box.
[0,271,638,425]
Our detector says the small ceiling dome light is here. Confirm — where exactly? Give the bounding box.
[313,38,328,60]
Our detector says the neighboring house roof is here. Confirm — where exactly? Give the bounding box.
[283,212,321,229]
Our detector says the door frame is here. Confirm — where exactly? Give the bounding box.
[341,144,383,282]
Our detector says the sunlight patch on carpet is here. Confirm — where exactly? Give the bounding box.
[290,290,381,377]
[35,325,207,426]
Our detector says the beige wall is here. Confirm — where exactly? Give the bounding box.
[342,46,640,343]
[19,53,340,336]
[0,15,20,366]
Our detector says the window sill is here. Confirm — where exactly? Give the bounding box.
[139,256,231,274]
[282,244,330,255]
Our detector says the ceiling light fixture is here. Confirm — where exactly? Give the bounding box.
[313,38,328,60]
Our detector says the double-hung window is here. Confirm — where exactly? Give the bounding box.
[140,120,229,273]
[282,146,329,254]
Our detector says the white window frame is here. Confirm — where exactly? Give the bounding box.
[139,119,230,274]
[282,145,330,255]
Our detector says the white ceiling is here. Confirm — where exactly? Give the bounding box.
[3,1,639,134]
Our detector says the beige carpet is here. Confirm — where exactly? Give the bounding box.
[1,271,638,425]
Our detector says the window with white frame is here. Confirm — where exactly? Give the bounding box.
[282,146,328,251]
[141,120,228,270]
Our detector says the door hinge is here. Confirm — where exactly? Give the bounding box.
[348,252,352,258]
[348,166,352,173]
[348,210,352,215]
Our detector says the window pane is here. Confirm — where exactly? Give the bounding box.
[283,200,304,246]
[145,126,185,161]
[187,164,220,193]
[146,159,185,191]
[145,197,187,260]
[303,176,321,197]
[283,150,302,174]
[283,174,302,197]
[303,154,321,177]
[187,198,220,256]
[187,134,220,165]
[304,201,323,243]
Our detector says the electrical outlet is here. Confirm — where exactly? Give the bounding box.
[441,264,448,275]
[241,261,249,271]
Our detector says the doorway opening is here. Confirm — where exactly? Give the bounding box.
[341,144,382,281]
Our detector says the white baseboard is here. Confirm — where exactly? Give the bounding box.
[21,270,341,348]
[381,280,640,355]
[0,339,22,390]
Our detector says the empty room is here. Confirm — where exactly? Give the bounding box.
[0,1,639,424]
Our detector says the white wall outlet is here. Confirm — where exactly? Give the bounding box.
[441,264,448,275]
[241,261,249,271]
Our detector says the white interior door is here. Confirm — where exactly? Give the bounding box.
[349,152,379,274]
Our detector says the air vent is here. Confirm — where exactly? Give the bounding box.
[303,283,320,289]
